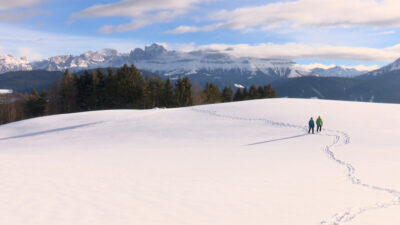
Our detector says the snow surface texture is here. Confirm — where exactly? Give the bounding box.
[0,98,400,225]
[0,44,368,78]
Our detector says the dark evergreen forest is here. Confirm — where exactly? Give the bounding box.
[0,64,277,125]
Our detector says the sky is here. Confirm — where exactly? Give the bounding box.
[2,0,400,70]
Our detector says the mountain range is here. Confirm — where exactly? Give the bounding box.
[1,43,400,103]
[0,43,368,81]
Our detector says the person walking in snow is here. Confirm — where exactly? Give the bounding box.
[316,116,323,133]
[308,117,315,134]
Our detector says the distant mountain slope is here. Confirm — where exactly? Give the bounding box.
[272,76,400,103]
[0,70,63,93]
[1,68,400,103]
[311,66,366,77]
[361,58,400,77]
[270,57,400,103]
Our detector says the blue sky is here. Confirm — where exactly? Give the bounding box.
[2,0,400,69]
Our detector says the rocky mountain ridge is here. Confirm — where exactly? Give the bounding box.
[0,44,370,79]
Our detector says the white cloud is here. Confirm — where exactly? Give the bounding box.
[167,26,200,34]
[298,63,379,71]
[74,0,207,33]
[0,0,42,10]
[16,47,42,61]
[0,24,145,60]
[298,63,337,70]
[0,9,45,22]
[367,30,396,36]
[0,0,45,22]
[0,25,398,65]
[166,23,227,34]
[188,42,400,62]
[341,64,380,71]
[171,0,400,33]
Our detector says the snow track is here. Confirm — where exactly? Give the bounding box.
[320,131,400,225]
[192,107,400,225]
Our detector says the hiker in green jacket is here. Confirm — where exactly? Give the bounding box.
[316,116,323,132]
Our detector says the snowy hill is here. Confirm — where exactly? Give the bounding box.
[1,98,400,225]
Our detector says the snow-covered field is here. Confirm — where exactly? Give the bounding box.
[0,98,399,225]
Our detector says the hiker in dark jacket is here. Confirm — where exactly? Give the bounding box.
[316,116,323,132]
[308,117,315,134]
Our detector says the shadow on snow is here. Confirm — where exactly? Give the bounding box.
[246,133,308,146]
[0,122,104,141]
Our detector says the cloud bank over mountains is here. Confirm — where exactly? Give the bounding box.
[192,43,400,62]
[1,0,400,68]
[0,23,398,67]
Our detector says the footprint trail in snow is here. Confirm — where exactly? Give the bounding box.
[192,107,400,225]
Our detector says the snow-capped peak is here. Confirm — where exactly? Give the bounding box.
[311,66,367,77]
[0,54,32,73]
[363,57,400,77]
[144,43,167,55]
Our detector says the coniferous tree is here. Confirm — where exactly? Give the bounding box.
[162,78,175,107]
[113,64,145,108]
[24,89,39,117]
[203,82,221,104]
[114,66,128,107]
[104,67,118,108]
[90,70,100,109]
[142,78,154,109]
[249,85,259,99]
[38,91,48,115]
[257,86,265,98]
[76,70,93,110]
[59,69,78,113]
[24,89,47,118]
[175,77,193,107]
[221,87,234,102]
[153,76,164,107]
[242,88,249,100]
[234,88,244,101]
[183,77,194,106]
[130,64,145,108]
[264,84,277,98]
[95,69,107,109]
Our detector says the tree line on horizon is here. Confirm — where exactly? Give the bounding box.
[0,64,277,125]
